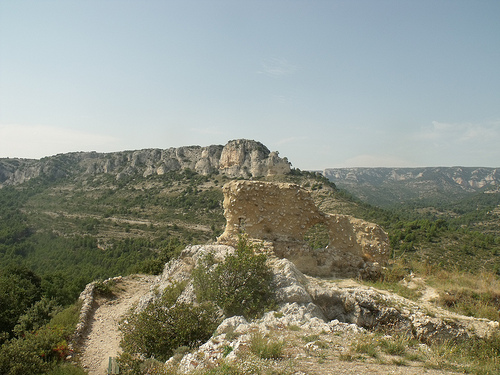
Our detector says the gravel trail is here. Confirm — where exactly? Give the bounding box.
[79,275,155,375]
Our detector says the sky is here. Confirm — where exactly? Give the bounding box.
[1,0,499,170]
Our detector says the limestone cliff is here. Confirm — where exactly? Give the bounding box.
[0,139,291,187]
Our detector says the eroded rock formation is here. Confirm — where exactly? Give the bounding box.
[137,244,498,373]
[0,139,291,187]
[217,180,390,278]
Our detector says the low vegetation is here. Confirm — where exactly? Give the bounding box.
[249,331,285,360]
[118,236,276,373]
[428,269,500,321]
[0,163,499,373]
[342,331,500,374]
[0,301,82,375]
[118,282,221,372]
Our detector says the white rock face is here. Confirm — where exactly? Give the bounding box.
[0,139,291,187]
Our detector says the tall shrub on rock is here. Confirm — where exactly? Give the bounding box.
[193,235,275,319]
[119,282,220,367]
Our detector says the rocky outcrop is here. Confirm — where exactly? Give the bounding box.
[219,139,290,177]
[141,245,498,373]
[0,139,291,187]
[217,180,390,278]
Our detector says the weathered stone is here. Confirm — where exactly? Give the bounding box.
[130,243,499,373]
[219,139,290,178]
[218,180,390,278]
[0,139,291,187]
[270,258,312,304]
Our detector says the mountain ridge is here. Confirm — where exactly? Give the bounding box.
[0,139,291,188]
[322,166,500,207]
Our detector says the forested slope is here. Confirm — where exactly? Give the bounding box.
[0,149,499,374]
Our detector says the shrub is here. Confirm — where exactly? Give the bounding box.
[119,282,221,366]
[0,300,82,375]
[0,325,68,375]
[304,223,330,250]
[49,301,82,332]
[13,297,62,337]
[0,334,49,375]
[192,235,275,319]
[93,280,115,297]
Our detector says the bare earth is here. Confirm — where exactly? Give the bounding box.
[79,275,156,375]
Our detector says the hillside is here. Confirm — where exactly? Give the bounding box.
[1,141,499,288]
[0,139,291,188]
[0,140,499,374]
[322,167,500,207]
[0,140,342,305]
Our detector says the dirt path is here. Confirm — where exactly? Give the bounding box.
[79,275,156,375]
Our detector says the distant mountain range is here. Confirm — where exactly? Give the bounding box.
[2,142,499,211]
[322,167,500,207]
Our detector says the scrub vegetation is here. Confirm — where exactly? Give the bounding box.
[0,163,499,374]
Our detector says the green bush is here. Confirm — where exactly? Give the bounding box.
[0,299,83,375]
[0,265,42,340]
[0,325,69,375]
[304,223,330,250]
[93,280,115,297]
[49,301,81,332]
[119,282,221,367]
[13,297,62,337]
[192,236,275,319]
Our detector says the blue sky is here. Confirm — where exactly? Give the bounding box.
[1,0,499,169]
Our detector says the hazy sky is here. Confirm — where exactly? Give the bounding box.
[1,0,499,169]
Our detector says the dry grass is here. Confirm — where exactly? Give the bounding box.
[375,260,500,322]
[427,270,500,321]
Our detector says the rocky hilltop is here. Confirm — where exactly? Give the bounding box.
[0,139,291,187]
[323,167,500,207]
[74,246,499,374]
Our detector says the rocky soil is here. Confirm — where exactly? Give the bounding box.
[75,245,498,375]
[78,275,156,375]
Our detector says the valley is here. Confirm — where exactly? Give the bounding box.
[0,140,498,374]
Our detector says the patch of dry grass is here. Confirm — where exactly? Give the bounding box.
[428,270,500,321]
